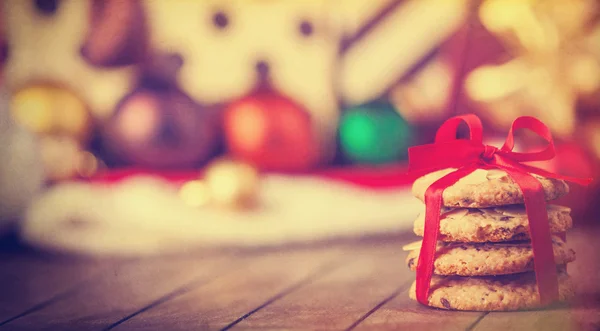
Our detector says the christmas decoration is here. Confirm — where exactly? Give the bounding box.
[224,91,318,172]
[10,85,92,142]
[77,0,469,167]
[339,102,412,164]
[203,159,260,209]
[178,180,210,209]
[101,88,220,169]
[179,159,260,210]
[10,85,98,181]
[464,0,600,138]
[0,0,472,175]
[1,0,476,257]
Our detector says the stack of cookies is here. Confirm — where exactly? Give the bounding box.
[404,168,576,311]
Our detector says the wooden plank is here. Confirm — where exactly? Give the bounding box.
[0,253,106,325]
[0,226,596,330]
[232,243,412,331]
[350,289,485,331]
[3,253,242,331]
[344,237,484,331]
[110,246,346,331]
[472,309,599,331]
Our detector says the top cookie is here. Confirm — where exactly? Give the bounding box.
[412,168,569,208]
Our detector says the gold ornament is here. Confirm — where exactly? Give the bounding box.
[11,85,92,142]
[179,159,260,210]
[179,180,211,208]
[10,85,98,182]
[204,159,260,209]
[465,0,600,137]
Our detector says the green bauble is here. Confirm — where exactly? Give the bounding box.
[339,102,412,164]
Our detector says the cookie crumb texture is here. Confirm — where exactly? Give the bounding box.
[406,236,575,276]
[413,205,572,243]
[412,168,569,208]
[409,272,574,311]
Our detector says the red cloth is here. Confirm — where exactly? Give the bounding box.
[87,163,418,189]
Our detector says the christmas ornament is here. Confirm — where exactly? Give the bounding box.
[102,88,220,169]
[339,102,412,164]
[10,85,92,142]
[84,0,468,173]
[9,85,98,181]
[179,180,211,208]
[465,0,600,137]
[223,91,318,172]
[179,158,260,210]
[204,158,260,209]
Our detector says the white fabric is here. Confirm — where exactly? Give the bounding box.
[21,175,422,256]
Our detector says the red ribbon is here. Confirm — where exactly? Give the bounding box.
[408,114,592,306]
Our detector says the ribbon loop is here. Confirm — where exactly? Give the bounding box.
[435,114,484,143]
[500,116,556,161]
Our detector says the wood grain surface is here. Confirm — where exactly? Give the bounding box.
[0,228,598,331]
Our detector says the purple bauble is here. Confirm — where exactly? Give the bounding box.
[102,88,220,169]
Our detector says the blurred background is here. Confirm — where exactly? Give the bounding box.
[0,0,599,256]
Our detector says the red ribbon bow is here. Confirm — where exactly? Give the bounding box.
[408,114,592,306]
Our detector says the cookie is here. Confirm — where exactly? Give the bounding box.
[409,271,574,311]
[412,168,569,208]
[405,236,575,276]
[413,204,572,243]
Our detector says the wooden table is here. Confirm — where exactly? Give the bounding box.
[0,227,598,331]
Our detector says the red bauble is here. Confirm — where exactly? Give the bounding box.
[223,92,318,172]
[102,88,220,169]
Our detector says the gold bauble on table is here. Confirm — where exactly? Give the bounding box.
[204,159,260,209]
[179,180,211,208]
[179,159,260,210]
